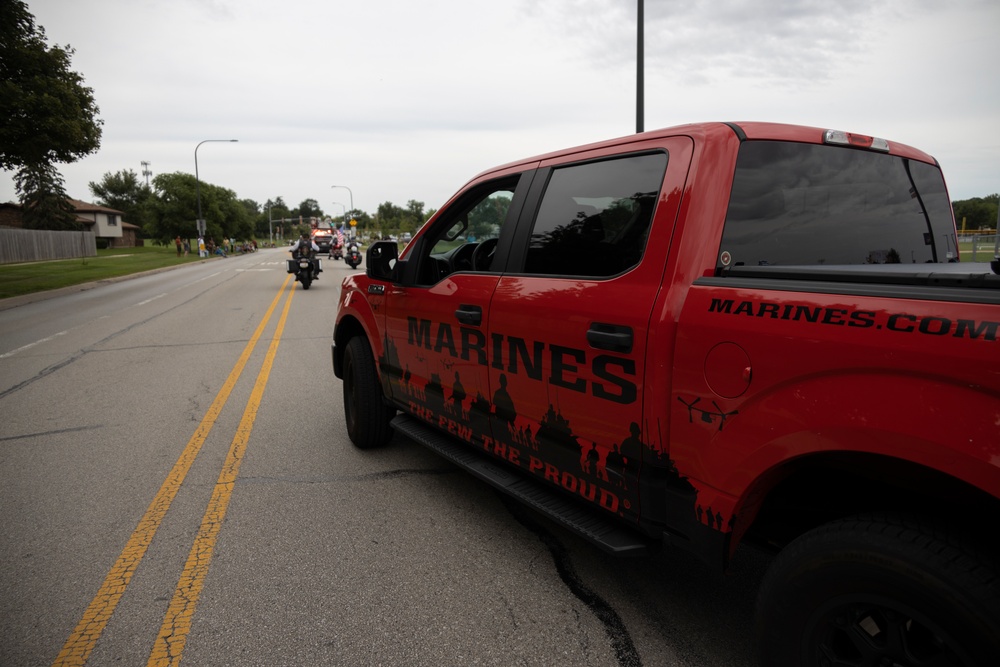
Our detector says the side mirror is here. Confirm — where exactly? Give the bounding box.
[366,241,398,281]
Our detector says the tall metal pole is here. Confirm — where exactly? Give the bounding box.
[637,0,644,134]
[331,201,346,222]
[331,185,353,216]
[195,139,238,242]
[331,185,354,237]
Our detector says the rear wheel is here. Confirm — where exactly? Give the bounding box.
[756,514,1000,666]
[342,336,394,449]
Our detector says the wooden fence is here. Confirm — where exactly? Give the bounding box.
[0,228,97,264]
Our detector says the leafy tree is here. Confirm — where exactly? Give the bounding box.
[1,0,102,224]
[375,201,405,231]
[401,200,425,234]
[347,209,372,231]
[145,172,248,243]
[89,169,153,233]
[145,173,198,242]
[260,197,291,241]
[16,162,78,229]
[220,195,254,241]
[468,192,511,239]
[238,198,260,237]
[953,194,998,232]
[294,198,323,221]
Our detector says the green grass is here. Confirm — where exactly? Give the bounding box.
[959,238,999,262]
[0,246,211,300]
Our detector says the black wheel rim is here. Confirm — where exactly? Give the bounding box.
[806,595,972,667]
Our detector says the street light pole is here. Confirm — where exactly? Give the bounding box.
[331,201,346,223]
[267,204,273,246]
[331,185,355,238]
[195,139,238,248]
[637,0,644,134]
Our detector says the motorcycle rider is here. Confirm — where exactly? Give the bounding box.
[345,238,362,268]
[290,233,321,280]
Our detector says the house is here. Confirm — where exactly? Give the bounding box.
[68,199,141,248]
[0,199,140,248]
[0,202,23,228]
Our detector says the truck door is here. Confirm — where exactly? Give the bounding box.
[380,172,533,448]
[486,142,689,524]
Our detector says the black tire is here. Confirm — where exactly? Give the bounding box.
[301,277,311,289]
[342,336,394,449]
[756,514,1000,666]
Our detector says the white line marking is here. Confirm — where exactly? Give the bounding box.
[0,330,68,359]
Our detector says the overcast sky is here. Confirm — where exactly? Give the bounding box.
[3,0,997,216]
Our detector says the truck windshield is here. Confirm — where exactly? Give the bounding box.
[718,141,957,271]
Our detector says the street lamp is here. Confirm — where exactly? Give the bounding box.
[637,0,644,134]
[195,139,238,245]
[331,201,347,228]
[267,204,273,246]
[331,185,353,214]
[331,185,355,238]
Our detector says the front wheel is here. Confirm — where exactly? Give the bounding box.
[342,336,394,449]
[756,514,1000,666]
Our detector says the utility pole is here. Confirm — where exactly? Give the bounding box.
[141,161,152,187]
[637,0,644,134]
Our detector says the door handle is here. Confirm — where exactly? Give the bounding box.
[455,304,482,326]
[587,323,633,353]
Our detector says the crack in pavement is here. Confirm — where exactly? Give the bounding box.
[498,493,643,667]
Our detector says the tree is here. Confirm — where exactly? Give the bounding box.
[145,172,248,243]
[294,198,323,221]
[145,173,199,242]
[402,200,425,234]
[953,194,998,232]
[261,197,292,241]
[89,169,153,234]
[16,162,78,230]
[1,0,102,225]
[375,201,405,231]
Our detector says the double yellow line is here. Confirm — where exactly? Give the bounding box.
[55,276,296,667]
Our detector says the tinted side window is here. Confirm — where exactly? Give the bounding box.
[718,142,957,270]
[524,153,667,278]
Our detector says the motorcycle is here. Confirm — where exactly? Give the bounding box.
[287,249,321,289]
[345,242,361,269]
[330,242,344,261]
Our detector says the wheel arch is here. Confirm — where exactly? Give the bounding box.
[730,450,1000,559]
[333,314,367,379]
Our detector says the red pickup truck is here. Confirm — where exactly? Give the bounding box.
[332,122,1000,664]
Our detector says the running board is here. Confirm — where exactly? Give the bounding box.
[391,415,656,556]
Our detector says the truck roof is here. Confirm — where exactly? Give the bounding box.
[472,121,938,182]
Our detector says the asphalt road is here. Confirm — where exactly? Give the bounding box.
[0,248,766,666]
